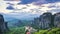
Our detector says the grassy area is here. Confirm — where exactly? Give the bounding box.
[5,27,60,34]
[33,28,60,34]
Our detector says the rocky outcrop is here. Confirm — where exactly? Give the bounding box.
[5,22,9,31]
[32,12,53,29]
[33,18,40,29]
[32,12,60,29]
[54,12,60,28]
[0,14,8,34]
[39,12,52,29]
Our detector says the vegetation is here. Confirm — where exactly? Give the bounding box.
[6,27,25,34]
[5,27,60,34]
[33,28,60,34]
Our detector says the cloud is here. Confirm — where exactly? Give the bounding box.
[0,1,60,20]
[1,1,60,14]
[0,1,14,13]
[6,5,14,10]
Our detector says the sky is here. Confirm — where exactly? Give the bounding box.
[0,0,60,21]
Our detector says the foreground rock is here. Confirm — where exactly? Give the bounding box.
[0,14,9,34]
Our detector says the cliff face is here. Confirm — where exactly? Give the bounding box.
[39,12,52,29]
[0,14,8,34]
[54,12,60,28]
[32,12,60,29]
[32,12,52,29]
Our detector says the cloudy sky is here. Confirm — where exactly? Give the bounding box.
[0,0,60,21]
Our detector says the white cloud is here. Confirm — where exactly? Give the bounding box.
[0,1,60,20]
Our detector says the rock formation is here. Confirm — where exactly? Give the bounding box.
[39,12,52,29]
[0,14,8,34]
[54,12,60,28]
[32,12,53,29]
